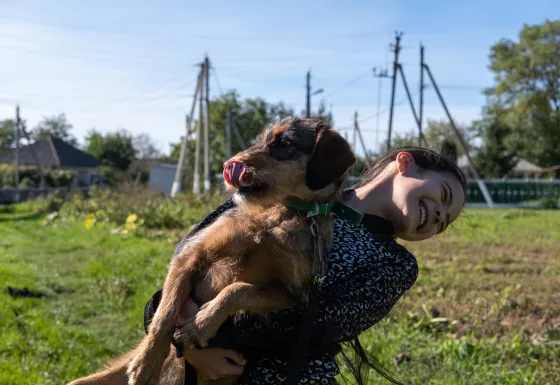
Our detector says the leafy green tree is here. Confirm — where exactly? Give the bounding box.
[472,111,518,178]
[32,113,78,146]
[0,119,16,153]
[387,119,473,155]
[133,133,161,159]
[440,138,458,164]
[484,19,560,174]
[422,119,474,155]
[84,129,136,171]
[169,91,294,186]
[391,132,418,149]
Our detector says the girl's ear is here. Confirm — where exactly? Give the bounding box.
[396,152,415,175]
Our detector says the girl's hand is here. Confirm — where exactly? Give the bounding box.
[184,348,246,381]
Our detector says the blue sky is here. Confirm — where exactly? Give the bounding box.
[0,0,557,156]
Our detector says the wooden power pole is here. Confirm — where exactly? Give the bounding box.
[14,106,20,202]
[386,31,403,150]
[170,71,202,197]
[203,55,211,192]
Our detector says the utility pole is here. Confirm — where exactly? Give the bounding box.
[232,119,246,150]
[306,70,311,118]
[226,108,232,160]
[386,31,403,150]
[373,67,389,153]
[14,106,20,203]
[171,71,202,197]
[422,60,494,208]
[352,111,358,153]
[203,55,211,193]
[21,122,46,188]
[193,62,204,195]
[419,44,425,147]
[397,64,426,145]
[354,111,368,160]
[305,69,323,118]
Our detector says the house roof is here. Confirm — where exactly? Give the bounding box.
[457,153,544,174]
[0,135,101,168]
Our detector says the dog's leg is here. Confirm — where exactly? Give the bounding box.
[67,346,183,385]
[175,282,296,347]
[126,255,198,385]
[67,346,137,385]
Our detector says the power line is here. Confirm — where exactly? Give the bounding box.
[210,67,225,97]
[325,70,371,99]
[0,16,400,40]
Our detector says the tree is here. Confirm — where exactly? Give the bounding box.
[84,129,136,171]
[440,138,458,164]
[391,132,418,149]
[422,119,474,155]
[32,113,78,146]
[315,100,333,125]
[133,133,161,159]
[484,19,560,174]
[169,90,294,187]
[472,112,518,178]
[0,119,16,153]
[386,119,474,155]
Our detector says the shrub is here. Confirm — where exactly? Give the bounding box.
[0,165,76,188]
[58,184,226,231]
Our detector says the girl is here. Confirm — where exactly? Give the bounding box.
[147,146,467,385]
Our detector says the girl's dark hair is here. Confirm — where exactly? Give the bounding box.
[355,146,467,193]
[339,147,467,385]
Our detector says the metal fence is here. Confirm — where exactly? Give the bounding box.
[466,179,560,204]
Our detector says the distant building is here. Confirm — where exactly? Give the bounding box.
[0,135,101,186]
[457,153,545,178]
[148,163,178,196]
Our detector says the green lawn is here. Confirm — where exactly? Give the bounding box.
[0,205,558,385]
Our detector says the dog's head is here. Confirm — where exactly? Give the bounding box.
[223,117,356,205]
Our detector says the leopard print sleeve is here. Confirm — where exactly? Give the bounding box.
[235,217,419,384]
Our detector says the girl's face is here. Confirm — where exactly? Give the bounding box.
[389,152,465,241]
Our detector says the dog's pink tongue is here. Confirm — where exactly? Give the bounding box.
[230,162,245,186]
[223,161,247,187]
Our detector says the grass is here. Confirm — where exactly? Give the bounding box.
[0,204,558,385]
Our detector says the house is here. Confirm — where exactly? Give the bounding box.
[457,153,545,178]
[0,135,102,186]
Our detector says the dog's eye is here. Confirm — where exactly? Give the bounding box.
[271,138,292,148]
[269,138,297,160]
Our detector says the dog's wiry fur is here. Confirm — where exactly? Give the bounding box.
[67,118,356,385]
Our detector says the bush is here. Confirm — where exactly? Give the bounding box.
[29,191,67,213]
[58,184,226,231]
[538,196,558,209]
[0,164,76,188]
[95,165,121,187]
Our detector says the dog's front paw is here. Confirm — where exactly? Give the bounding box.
[174,320,206,348]
[126,342,168,385]
[174,305,221,349]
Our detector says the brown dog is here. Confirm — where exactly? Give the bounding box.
[67,117,355,385]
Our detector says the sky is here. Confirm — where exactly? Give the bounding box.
[0,0,557,157]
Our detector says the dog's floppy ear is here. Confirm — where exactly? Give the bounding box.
[306,129,356,190]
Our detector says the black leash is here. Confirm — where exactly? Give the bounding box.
[283,211,330,385]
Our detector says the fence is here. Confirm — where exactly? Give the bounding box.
[466,179,560,204]
[347,177,560,205]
